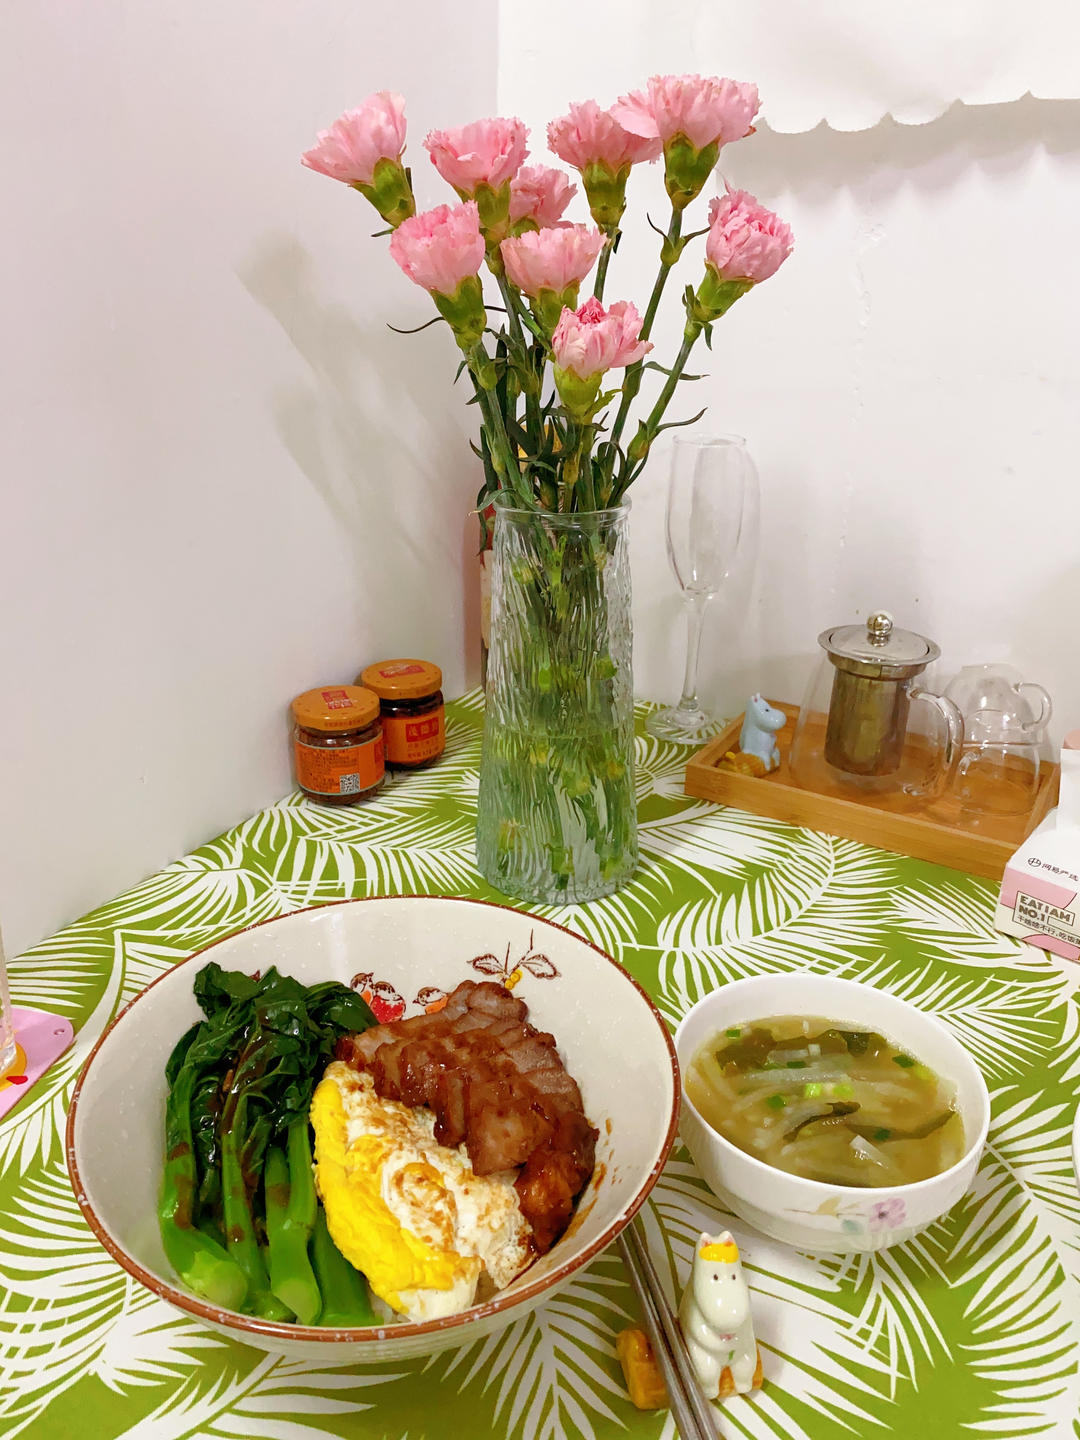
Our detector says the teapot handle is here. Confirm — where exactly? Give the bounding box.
[1016,682,1052,735]
[904,690,964,799]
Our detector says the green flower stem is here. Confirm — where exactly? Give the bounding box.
[496,272,542,452]
[612,325,701,501]
[641,209,683,340]
[558,424,597,513]
[477,507,637,902]
[467,345,528,504]
[496,272,526,348]
[605,206,682,478]
[592,235,616,303]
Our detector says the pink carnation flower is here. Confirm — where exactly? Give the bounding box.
[301,92,408,186]
[547,100,661,172]
[424,117,528,195]
[501,225,604,298]
[612,74,759,152]
[509,165,577,227]
[552,297,653,380]
[388,201,486,296]
[706,189,794,283]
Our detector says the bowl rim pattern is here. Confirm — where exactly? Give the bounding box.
[66,893,681,1344]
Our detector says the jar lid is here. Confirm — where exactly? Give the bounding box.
[818,611,940,678]
[359,659,443,700]
[291,685,380,732]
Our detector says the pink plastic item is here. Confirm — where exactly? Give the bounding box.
[0,1007,74,1120]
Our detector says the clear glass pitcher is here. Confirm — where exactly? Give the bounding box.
[944,663,1052,743]
[789,611,963,802]
[944,664,1051,820]
[953,712,1043,818]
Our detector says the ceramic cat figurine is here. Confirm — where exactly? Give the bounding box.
[738,694,785,772]
[678,1230,761,1399]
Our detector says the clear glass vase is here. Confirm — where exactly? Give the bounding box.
[475,497,638,905]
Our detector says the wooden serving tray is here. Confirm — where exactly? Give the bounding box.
[684,702,1060,881]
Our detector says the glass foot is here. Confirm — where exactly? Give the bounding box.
[645,705,725,745]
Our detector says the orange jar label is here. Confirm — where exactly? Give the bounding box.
[381,709,445,765]
[294,733,384,796]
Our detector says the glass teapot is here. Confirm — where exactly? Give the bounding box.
[789,611,963,801]
[944,664,1052,819]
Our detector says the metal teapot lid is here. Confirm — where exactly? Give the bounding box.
[818,611,940,679]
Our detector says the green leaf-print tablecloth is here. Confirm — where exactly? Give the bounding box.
[3,694,1079,1439]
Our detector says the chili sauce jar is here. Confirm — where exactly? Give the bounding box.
[290,685,385,804]
[358,659,445,770]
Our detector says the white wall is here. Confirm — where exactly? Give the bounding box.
[0,1,497,952]
[6,3,1080,951]
[499,15,1080,742]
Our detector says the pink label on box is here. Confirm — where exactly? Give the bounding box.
[0,1008,75,1120]
[1017,932,1080,962]
[999,869,1078,910]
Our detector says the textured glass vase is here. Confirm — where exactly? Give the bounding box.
[475,498,638,905]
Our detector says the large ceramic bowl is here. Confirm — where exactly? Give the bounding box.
[67,896,679,1361]
[675,973,990,1253]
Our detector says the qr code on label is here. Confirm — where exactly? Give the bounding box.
[338,774,361,795]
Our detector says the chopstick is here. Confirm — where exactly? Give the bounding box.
[617,1217,719,1440]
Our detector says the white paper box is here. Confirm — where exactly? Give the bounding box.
[995,737,1080,963]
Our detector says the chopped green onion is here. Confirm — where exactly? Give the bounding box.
[803,1082,823,1098]
[892,1054,916,1068]
[786,1060,807,1069]
[765,1094,786,1110]
[725,1027,742,1038]
[832,1082,855,1099]
[874,1128,891,1141]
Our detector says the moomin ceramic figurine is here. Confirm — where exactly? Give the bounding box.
[738,694,785,773]
[678,1230,762,1399]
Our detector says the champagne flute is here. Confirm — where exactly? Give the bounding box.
[646,434,758,744]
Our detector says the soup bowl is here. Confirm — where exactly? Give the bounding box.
[67,896,679,1361]
[675,973,990,1253]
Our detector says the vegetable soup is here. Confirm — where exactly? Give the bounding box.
[686,1016,965,1188]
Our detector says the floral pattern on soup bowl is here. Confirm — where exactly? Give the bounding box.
[675,974,990,1254]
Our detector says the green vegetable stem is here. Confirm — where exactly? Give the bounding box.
[159,1062,249,1312]
[311,1208,378,1328]
[158,962,376,1322]
[265,1122,322,1325]
[220,1070,292,1322]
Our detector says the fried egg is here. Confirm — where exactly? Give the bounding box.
[310,1061,534,1323]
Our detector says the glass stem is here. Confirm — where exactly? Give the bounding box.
[677,597,709,713]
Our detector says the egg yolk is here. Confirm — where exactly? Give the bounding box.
[310,1074,481,1316]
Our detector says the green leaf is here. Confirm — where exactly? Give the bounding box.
[385,315,445,336]
[642,360,706,381]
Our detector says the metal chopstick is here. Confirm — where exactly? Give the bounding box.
[624,1218,720,1439]
[617,1218,718,1440]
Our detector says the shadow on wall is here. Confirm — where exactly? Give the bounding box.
[738,94,1080,200]
[239,235,476,659]
[1021,559,1080,713]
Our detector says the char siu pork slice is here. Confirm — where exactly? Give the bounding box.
[335,979,597,1252]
